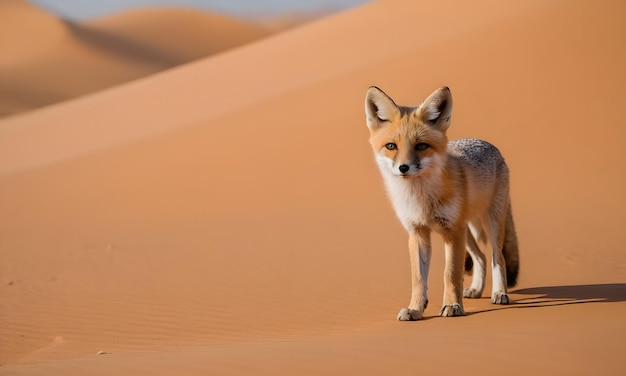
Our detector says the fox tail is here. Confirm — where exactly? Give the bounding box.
[502,202,519,287]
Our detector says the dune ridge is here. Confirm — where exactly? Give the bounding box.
[1,0,625,374]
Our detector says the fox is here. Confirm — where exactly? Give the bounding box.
[364,86,519,320]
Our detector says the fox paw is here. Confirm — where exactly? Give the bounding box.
[491,292,510,305]
[439,304,465,317]
[397,308,423,321]
[463,287,482,298]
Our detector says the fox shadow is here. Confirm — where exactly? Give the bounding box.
[513,283,626,303]
[468,283,626,315]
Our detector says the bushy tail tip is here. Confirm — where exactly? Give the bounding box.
[503,203,519,287]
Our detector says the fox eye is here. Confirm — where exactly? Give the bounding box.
[385,143,397,150]
[415,143,429,151]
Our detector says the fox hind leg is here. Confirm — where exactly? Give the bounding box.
[486,211,510,305]
[463,226,486,298]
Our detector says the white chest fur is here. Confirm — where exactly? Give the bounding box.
[380,171,462,232]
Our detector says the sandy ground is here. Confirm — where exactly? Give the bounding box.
[1,0,625,374]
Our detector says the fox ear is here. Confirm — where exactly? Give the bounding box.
[419,86,453,130]
[365,86,399,130]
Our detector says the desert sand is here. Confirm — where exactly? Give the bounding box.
[1,0,625,374]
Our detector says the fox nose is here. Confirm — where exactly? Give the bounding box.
[398,164,410,173]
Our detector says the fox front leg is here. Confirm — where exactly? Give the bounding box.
[440,228,467,317]
[398,226,432,321]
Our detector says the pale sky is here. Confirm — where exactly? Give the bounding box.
[30,0,370,20]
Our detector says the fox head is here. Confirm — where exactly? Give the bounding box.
[365,86,453,178]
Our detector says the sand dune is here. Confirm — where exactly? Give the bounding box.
[0,0,271,117]
[82,7,273,62]
[1,0,625,374]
